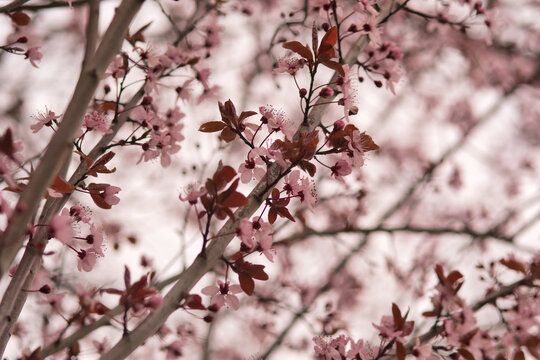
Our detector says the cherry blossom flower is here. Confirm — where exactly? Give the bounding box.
[259,105,295,140]
[273,57,306,75]
[201,280,242,310]
[83,111,112,133]
[103,185,121,206]
[236,218,256,249]
[253,218,274,262]
[238,148,267,184]
[88,225,105,257]
[30,108,60,133]
[312,336,341,360]
[106,55,126,79]
[179,184,206,205]
[330,160,352,182]
[25,47,42,68]
[49,213,74,245]
[77,248,98,272]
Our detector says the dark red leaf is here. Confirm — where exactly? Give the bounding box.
[185,294,206,310]
[512,349,525,360]
[199,121,228,132]
[282,41,314,64]
[392,303,404,330]
[220,127,237,142]
[458,348,475,360]
[276,206,296,222]
[221,191,249,208]
[10,11,31,26]
[395,341,406,360]
[0,128,14,157]
[321,60,345,76]
[500,257,527,273]
[359,133,380,152]
[268,207,277,224]
[238,273,255,296]
[49,176,74,194]
[124,266,131,288]
[238,111,258,123]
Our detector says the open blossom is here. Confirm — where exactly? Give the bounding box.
[238,148,267,184]
[25,47,43,68]
[77,248,98,272]
[330,160,352,182]
[49,213,74,245]
[30,108,60,133]
[259,105,295,140]
[83,111,112,133]
[236,218,256,249]
[179,184,206,205]
[201,280,242,310]
[312,336,341,360]
[273,57,306,75]
[103,185,121,206]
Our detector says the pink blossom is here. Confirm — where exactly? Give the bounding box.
[106,55,126,79]
[312,336,341,360]
[236,218,256,249]
[273,57,306,75]
[238,148,267,184]
[25,47,42,68]
[30,108,60,133]
[201,280,242,310]
[179,184,206,205]
[88,225,105,257]
[77,248,98,272]
[254,218,274,262]
[103,185,121,206]
[330,160,352,182]
[49,213,74,245]
[259,105,295,140]
[83,111,112,133]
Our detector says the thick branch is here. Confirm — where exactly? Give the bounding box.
[0,0,144,281]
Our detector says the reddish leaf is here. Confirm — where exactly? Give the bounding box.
[199,121,228,133]
[50,176,74,194]
[359,133,380,152]
[126,21,152,46]
[247,265,268,281]
[99,101,119,113]
[10,11,31,26]
[268,207,277,224]
[392,303,404,330]
[212,162,236,190]
[395,341,406,360]
[276,206,296,222]
[512,349,525,360]
[317,26,338,60]
[89,190,111,209]
[321,60,345,76]
[500,257,527,273]
[312,21,318,56]
[238,273,255,296]
[184,294,206,310]
[87,151,116,177]
[124,266,131,288]
[458,348,475,360]
[299,160,316,177]
[0,128,14,157]
[220,191,248,208]
[282,41,314,64]
[320,26,338,48]
[220,127,237,142]
[447,270,464,287]
[238,111,258,123]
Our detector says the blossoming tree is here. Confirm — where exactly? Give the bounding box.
[0,0,539,359]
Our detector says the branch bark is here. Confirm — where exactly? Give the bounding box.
[0,0,144,281]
